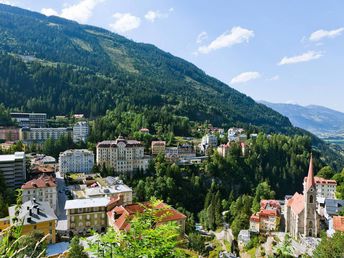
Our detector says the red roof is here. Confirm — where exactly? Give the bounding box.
[250,214,260,222]
[21,175,56,189]
[108,202,186,231]
[260,200,281,210]
[333,216,344,232]
[304,176,337,185]
[287,192,305,215]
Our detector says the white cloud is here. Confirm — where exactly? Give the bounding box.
[268,75,279,81]
[230,72,261,84]
[278,51,322,65]
[60,0,104,23]
[309,27,344,42]
[0,0,13,4]
[144,8,173,22]
[109,13,141,33]
[196,31,208,44]
[41,8,58,16]
[198,26,254,54]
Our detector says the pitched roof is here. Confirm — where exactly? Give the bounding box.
[333,216,344,232]
[306,155,315,192]
[21,175,56,189]
[108,202,186,231]
[287,192,305,215]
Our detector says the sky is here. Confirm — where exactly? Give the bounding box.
[2,0,344,111]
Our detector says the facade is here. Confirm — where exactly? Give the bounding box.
[303,176,337,199]
[217,143,231,157]
[96,136,149,174]
[21,175,57,211]
[8,199,57,243]
[72,121,89,143]
[323,199,344,220]
[59,149,94,175]
[177,143,196,158]
[151,141,166,155]
[20,127,72,144]
[10,112,47,128]
[200,134,218,152]
[0,152,26,189]
[0,128,19,141]
[107,201,187,234]
[65,197,109,235]
[227,127,245,142]
[284,156,321,238]
[250,200,281,233]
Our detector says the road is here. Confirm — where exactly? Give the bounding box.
[56,171,67,232]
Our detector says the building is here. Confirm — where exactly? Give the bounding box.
[151,141,166,155]
[72,121,89,143]
[29,154,56,166]
[303,176,337,199]
[30,164,56,178]
[21,175,57,211]
[217,143,231,157]
[0,152,26,189]
[250,200,281,233]
[284,156,321,238]
[20,127,72,144]
[70,176,133,205]
[59,149,94,175]
[238,230,251,247]
[139,128,150,134]
[107,201,187,234]
[227,128,244,142]
[323,199,344,220]
[65,197,109,235]
[10,112,47,128]
[177,143,196,158]
[165,147,179,160]
[200,134,218,152]
[8,199,57,243]
[0,141,16,151]
[96,136,149,174]
[0,128,19,141]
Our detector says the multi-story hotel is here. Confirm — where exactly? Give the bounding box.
[10,112,47,128]
[250,200,281,233]
[59,149,94,175]
[21,175,57,211]
[151,141,166,155]
[65,197,109,235]
[7,199,57,243]
[0,127,20,141]
[0,152,26,189]
[73,121,89,143]
[303,176,337,199]
[20,127,73,144]
[96,136,150,174]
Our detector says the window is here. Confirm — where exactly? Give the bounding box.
[309,195,314,203]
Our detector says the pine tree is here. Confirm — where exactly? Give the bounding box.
[67,236,87,258]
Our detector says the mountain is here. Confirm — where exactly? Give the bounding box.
[261,101,344,137]
[0,4,343,168]
[0,3,292,132]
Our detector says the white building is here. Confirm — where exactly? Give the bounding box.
[21,175,57,211]
[227,127,245,142]
[303,176,337,199]
[0,152,26,189]
[96,136,149,174]
[20,127,72,144]
[73,121,89,143]
[200,134,218,152]
[59,149,94,175]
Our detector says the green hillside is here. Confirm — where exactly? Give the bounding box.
[0,3,343,168]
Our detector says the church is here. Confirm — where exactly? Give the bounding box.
[284,155,320,238]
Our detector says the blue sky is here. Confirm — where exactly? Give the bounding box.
[3,0,344,111]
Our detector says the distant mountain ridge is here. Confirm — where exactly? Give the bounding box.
[261,101,344,136]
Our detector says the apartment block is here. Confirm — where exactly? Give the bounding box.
[73,121,89,143]
[20,127,72,144]
[0,152,26,189]
[59,149,94,175]
[11,112,47,128]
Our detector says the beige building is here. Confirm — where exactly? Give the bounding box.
[21,175,57,211]
[96,136,149,174]
[250,200,281,233]
[151,141,166,155]
[0,152,26,189]
[65,197,109,236]
[284,156,320,238]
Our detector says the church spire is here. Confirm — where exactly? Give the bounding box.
[306,153,315,191]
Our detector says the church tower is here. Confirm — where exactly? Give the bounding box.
[303,154,319,237]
